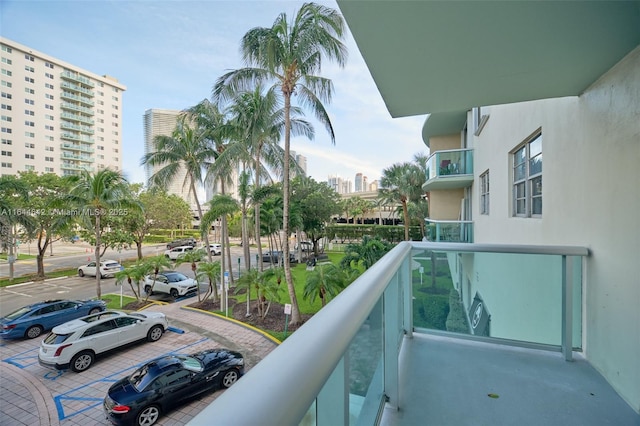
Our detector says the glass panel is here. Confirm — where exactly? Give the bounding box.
[514,163,526,181]
[513,146,526,165]
[530,153,542,175]
[529,135,542,157]
[349,297,383,424]
[531,196,542,215]
[299,400,316,426]
[412,249,565,346]
[531,176,542,196]
[516,199,526,215]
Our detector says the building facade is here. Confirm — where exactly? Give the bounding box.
[0,38,125,177]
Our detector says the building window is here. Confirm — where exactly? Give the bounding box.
[45,72,54,79]
[45,156,54,162]
[25,165,35,171]
[45,104,54,110]
[25,77,34,83]
[1,104,11,111]
[25,65,34,72]
[1,115,11,122]
[1,150,12,156]
[25,99,34,105]
[25,153,34,159]
[512,131,542,217]
[1,138,12,145]
[1,45,12,53]
[1,162,12,168]
[45,83,54,90]
[25,87,34,94]
[25,132,34,138]
[25,109,34,115]
[45,146,54,151]
[1,81,12,88]
[1,57,11,64]
[25,121,35,127]
[25,54,34,62]
[45,167,54,172]
[480,170,489,214]
[1,127,11,133]
[45,125,54,131]
[45,62,54,69]
[1,69,12,76]
[1,92,11,98]
[25,142,35,148]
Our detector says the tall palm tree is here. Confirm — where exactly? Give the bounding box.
[201,194,240,310]
[141,118,217,259]
[216,85,313,273]
[67,169,134,299]
[213,2,348,326]
[379,162,425,241]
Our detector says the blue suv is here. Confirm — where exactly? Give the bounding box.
[1,299,107,339]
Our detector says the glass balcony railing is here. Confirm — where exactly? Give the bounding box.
[60,102,94,116]
[423,148,474,191]
[60,143,94,153]
[426,219,474,242]
[60,91,94,107]
[61,112,94,125]
[188,242,588,426]
[60,70,95,88]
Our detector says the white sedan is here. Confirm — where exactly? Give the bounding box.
[78,260,122,278]
[38,310,168,373]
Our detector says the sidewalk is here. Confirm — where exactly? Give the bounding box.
[0,298,279,425]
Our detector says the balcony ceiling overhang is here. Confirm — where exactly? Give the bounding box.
[337,1,640,139]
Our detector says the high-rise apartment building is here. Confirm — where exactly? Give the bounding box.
[0,38,125,177]
[290,150,307,176]
[355,173,362,191]
[143,108,197,209]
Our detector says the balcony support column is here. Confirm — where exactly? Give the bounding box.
[561,255,573,361]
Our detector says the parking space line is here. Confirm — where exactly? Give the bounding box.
[2,289,33,297]
[53,337,211,421]
[2,348,39,368]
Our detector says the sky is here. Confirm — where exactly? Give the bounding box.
[1,0,427,186]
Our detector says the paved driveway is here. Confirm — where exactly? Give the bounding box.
[0,300,279,426]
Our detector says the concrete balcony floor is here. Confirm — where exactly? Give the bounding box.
[380,333,639,426]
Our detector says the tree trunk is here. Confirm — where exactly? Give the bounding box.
[282,92,301,325]
[137,241,143,260]
[95,214,102,299]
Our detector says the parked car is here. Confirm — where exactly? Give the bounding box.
[166,238,196,250]
[0,299,107,340]
[143,271,198,298]
[78,260,123,278]
[206,243,222,255]
[164,245,194,260]
[104,349,244,426]
[38,310,168,373]
[262,250,296,263]
[295,241,313,252]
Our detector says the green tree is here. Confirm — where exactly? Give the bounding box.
[291,176,340,255]
[0,175,31,280]
[340,235,394,272]
[196,260,222,303]
[15,172,76,279]
[213,2,348,326]
[303,262,344,307]
[201,194,240,309]
[141,255,172,303]
[175,248,206,301]
[67,169,136,299]
[115,261,150,301]
[141,118,216,260]
[379,162,425,241]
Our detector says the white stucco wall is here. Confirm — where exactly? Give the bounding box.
[471,46,640,412]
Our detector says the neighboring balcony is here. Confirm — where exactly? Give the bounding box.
[423,148,474,191]
[426,219,474,242]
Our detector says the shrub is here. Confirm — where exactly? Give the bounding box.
[446,289,470,334]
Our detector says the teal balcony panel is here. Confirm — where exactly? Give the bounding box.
[423,149,474,191]
[60,70,95,88]
[426,219,474,243]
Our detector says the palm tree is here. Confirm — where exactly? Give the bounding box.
[0,176,31,280]
[140,118,217,260]
[303,262,344,307]
[115,261,150,301]
[213,2,348,326]
[67,169,135,299]
[201,194,240,310]
[196,260,222,303]
[379,162,425,241]
[340,235,394,271]
[142,255,172,303]
[175,248,206,301]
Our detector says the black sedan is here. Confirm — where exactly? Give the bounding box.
[104,349,244,426]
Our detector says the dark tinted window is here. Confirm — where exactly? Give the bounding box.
[43,332,72,345]
[81,319,117,337]
[115,317,138,327]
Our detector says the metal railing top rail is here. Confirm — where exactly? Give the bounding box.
[426,219,474,224]
[188,242,413,426]
[426,147,474,156]
[411,241,589,257]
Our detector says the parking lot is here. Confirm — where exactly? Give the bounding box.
[0,298,279,426]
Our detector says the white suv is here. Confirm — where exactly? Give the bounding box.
[143,271,198,298]
[164,245,194,260]
[38,310,168,373]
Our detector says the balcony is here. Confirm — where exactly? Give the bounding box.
[60,121,94,135]
[423,149,474,191]
[60,81,95,97]
[60,133,94,144]
[60,143,94,153]
[60,70,95,88]
[60,102,94,116]
[426,219,473,242]
[60,91,94,107]
[188,242,639,426]
[61,112,94,125]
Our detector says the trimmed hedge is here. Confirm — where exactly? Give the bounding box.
[446,289,470,334]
